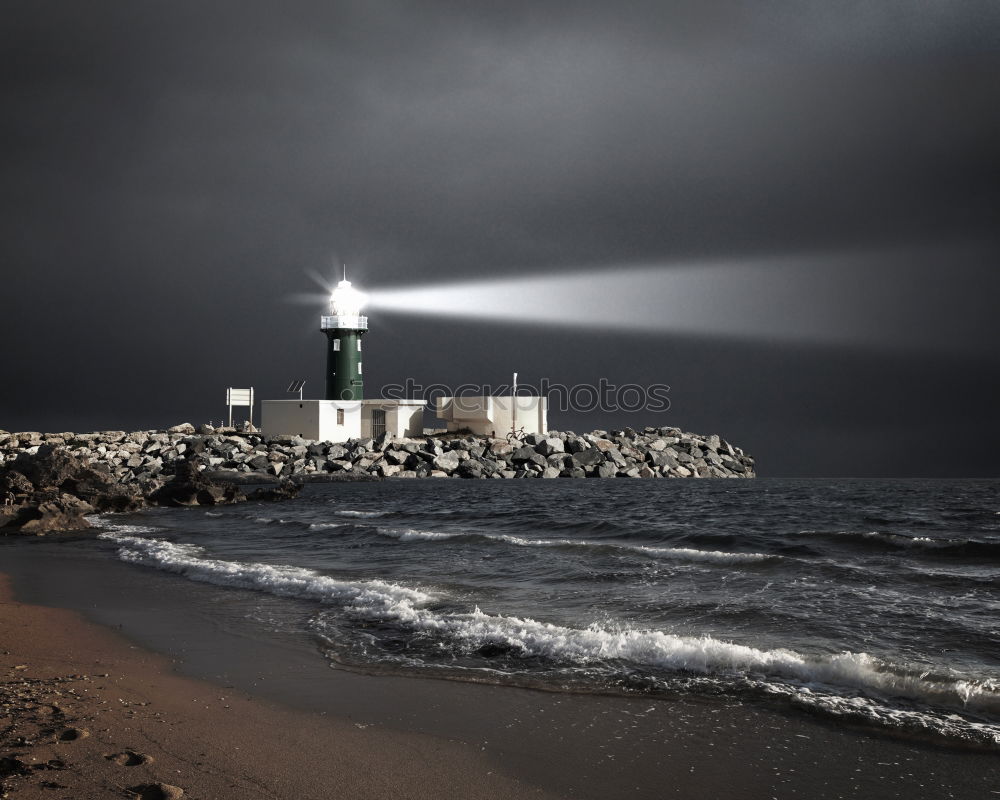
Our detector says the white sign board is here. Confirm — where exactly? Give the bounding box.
[226,387,254,428]
[226,388,254,407]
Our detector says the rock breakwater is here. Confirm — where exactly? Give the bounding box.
[1,424,754,533]
[1,424,754,484]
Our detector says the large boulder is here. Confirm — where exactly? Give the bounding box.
[571,447,604,468]
[168,423,196,435]
[596,462,618,478]
[1,445,144,514]
[148,459,243,506]
[535,438,565,456]
[433,451,461,472]
[1,491,95,534]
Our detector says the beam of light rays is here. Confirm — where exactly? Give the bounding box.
[286,246,995,356]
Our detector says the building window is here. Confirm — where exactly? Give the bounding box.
[337,408,345,425]
[357,340,362,352]
[357,362,362,375]
[332,339,340,351]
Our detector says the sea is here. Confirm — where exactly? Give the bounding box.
[88,478,1000,749]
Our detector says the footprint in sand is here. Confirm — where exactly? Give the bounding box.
[128,782,185,799]
[57,726,90,741]
[106,750,153,767]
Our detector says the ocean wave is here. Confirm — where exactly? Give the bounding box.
[249,515,299,526]
[334,510,388,518]
[376,528,460,542]
[311,596,1000,738]
[625,545,770,564]
[798,529,1000,558]
[392,610,999,716]
[371,526,773,565]
[86,516,159,535]
[759,682,1000,746]
[98,523,1000,744]
[860,531,1000,557]
[99,528,436,612]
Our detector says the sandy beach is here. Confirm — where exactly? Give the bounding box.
[0,572,559,800]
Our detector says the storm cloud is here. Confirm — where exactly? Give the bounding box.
[2,1,998,475]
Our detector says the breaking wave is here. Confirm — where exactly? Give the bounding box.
[801,529,1000,558]
[97,521,1000,746]
[334,509,388,518]
[98,526,434,611]
[371,526,773,565]
[376,528,460,542]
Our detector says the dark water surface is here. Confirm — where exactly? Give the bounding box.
[73,477,1000,750]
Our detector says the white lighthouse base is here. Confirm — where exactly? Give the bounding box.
[261,400,362,442]
[262,399,428,443]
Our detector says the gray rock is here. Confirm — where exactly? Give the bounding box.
[648,450,679,469]
[596,462,618,478]
[572,447,603,467]
[433,451,461,472]
[535,437,565,456]
[512,445,541,464]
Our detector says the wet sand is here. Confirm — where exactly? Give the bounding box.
[2,539,999,799]
[0,572,561,800]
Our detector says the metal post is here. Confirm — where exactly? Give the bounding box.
[512,372,518,437]
[249,387,254,428]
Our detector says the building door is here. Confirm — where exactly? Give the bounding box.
[371,408,386,438]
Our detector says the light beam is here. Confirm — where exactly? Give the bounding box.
[363,247,992,355]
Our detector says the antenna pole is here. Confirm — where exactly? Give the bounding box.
[512,372,518,438]
[343,263,347,281]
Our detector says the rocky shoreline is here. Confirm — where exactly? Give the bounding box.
[1,423,755,534]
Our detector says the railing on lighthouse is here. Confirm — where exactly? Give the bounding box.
[321,314,368,330]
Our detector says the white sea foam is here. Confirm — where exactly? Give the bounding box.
[491,534,577,548]
[376,609,1000,718]
[624,544,770,564]
[861,530,952,549]
[335,510,387,518]
[371,526,772,565]
[377,528,459,542]
[760,682,1000,745]
[308,522,348,531]
[99,523,1000,740]
[99,528,435,612]
[90,519,160,535]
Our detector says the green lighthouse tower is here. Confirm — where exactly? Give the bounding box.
[321,271,368,401]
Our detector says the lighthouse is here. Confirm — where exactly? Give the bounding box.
[260,269,426,443]
[321,273,368,401]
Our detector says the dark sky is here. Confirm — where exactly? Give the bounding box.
[2,1,998,476]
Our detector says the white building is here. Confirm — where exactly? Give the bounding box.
[261,398,426,442]
[436,395,548,438]
[361,399,426,439]
[261,400,362,441]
